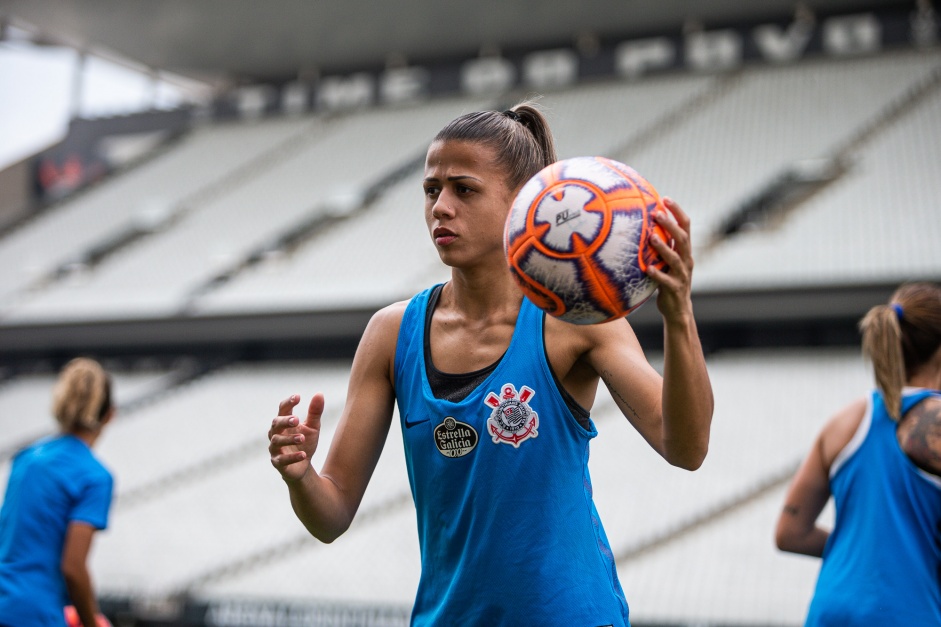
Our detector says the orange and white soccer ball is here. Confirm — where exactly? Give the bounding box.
[504,156,669,324]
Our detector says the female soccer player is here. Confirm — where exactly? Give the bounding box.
[268,101,714,626]
[0,358,115,627]
[776,282,941,625]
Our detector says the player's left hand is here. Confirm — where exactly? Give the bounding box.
[646,197,695,321]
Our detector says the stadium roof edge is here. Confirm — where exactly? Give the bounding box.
[1,0,916,85]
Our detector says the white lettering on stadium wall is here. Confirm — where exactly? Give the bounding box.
[217,9,937,119]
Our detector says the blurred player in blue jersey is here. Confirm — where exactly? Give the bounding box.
[777,282,941,626]
[0,358,115,627]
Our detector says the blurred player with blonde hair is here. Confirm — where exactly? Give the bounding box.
[0,358,115,627]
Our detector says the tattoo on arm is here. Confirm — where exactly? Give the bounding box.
[782,504,800,517]
[899,400,941,475]
[601,369,640,421]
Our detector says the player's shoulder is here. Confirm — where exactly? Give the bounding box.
[362,300,409,346]
[544,313,641,350]
[353,301,410,374]
[898,391,941,476]
[543,314,648,383]
[828,396,869,427]
[819,396,868,467]
[372,299,409,323]
[543,313,593,354]
[907,393,941,426]
[912,391,941,412]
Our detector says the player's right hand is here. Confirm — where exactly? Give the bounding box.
[268,393,324,483]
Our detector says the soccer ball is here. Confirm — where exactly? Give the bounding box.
[504,156,669,325]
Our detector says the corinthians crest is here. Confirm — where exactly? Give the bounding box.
[484,383,539,447]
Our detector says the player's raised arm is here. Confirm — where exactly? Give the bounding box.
[582,197,712,470]
[647,197,713,469]
[268,303,402,543]
[507,153,712,469]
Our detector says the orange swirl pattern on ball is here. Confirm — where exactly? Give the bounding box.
[505,156,666,324]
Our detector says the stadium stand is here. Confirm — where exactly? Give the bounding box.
[2,98,495,322]
[611,49,941,253]
[695,57,941,289]
[0,118,315,313]
[1,4,940,624]
[3,50,937,325]
[195,76,719,315]
[0,346,865,625]
[41,347,864,625]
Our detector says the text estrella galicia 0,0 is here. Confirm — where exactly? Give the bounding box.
[434,416,478,458]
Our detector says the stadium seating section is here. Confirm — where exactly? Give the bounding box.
[1,47,940,625]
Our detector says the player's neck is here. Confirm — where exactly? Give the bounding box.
[908,347,941,391]
[68,428,100,448]
[444,270,521,321]
[908,368,941,391]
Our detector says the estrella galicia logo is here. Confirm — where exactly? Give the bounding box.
[484,383,539,447]
[434,417,478,458]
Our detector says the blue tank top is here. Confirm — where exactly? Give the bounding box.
[806,388,941,626]
[394,286,630,627]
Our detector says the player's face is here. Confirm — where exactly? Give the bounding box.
[423,139,516,268]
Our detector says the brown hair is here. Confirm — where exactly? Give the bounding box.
[859,282,941,419]
[431,100,558,192]
[51,357,113,432]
